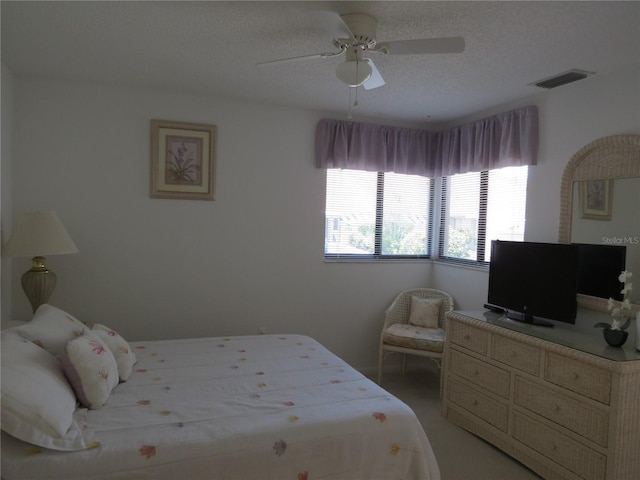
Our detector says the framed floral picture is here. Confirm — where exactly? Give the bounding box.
[579,179,613,220]
[150,120,216,200]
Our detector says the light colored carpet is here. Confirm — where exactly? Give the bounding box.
[376,361,541,480]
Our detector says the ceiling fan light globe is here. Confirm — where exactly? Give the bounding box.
[335,60,372,87]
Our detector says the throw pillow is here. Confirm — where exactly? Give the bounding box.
[91,324,136,381]
[61,333,119,409]
[408,296,442,328]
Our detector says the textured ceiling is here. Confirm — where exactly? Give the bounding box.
[2,1,639,125]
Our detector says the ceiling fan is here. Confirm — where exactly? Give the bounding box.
[258,12,465,90]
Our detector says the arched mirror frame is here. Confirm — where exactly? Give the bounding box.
[558,134,640,312]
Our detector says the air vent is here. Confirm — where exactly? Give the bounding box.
[529,69,595,89]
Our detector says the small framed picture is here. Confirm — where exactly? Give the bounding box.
[579,179,613,220]
[150,120,216,200]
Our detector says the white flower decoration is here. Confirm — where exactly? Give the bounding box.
[618,271,633,283]
[598,270,635,331]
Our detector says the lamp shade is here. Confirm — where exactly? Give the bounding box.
[335,60,373,87]
[3,211,78,257]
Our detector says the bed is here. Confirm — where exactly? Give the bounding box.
[1,305,440,480]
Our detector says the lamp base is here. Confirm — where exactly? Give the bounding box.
[21,256,57,313]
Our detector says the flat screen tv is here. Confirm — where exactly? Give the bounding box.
[487,240,578,327]
[573,243,626,300]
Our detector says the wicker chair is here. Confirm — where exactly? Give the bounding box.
[377,288,454,385]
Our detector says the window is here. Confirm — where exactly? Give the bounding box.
[324,166,528,264]
[324,169,432,258]
[439,166,529,265]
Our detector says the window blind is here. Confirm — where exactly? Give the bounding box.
[440,166,528,264]
[325,169,431,258]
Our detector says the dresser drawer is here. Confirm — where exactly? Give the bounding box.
[491,334,540,375]
[544,353,612,405]
[447,378,508,432]
[514,376,609,447]
[450,350,510,398]
[449,321,489,356]
[513,412,606,480]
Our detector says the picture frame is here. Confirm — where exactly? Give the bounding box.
[579,179,613,220]
[150,120,216,200]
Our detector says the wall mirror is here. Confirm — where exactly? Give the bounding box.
[558,134,640,312]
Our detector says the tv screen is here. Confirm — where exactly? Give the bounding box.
[487,240,578,327]
[573,243,626,300]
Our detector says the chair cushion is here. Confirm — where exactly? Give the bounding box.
[408,296,442,328]
[382,323,445,352]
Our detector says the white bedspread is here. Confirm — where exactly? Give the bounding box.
[1,334,440,480]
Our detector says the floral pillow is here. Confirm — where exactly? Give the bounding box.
[1,331,99,450]
[9,304,89,357]
[90,324,136,381]
[61,333,119,409]
[408,296,442,329]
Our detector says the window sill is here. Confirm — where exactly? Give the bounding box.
[433,258,489,272]
[323,257,432,264]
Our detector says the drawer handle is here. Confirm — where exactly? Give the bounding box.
[572,372,579,380]
[472,399,478,406]
[473,369,479,376]
[553,403,561,413]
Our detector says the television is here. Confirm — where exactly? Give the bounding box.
[573,243,626,300]
[487,240,579,327]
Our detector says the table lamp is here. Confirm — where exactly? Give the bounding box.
[3,211,79,312]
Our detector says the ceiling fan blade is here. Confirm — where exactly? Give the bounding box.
[362,59,385,90]
[311,10,355,40]
[257,49,344,66]
[379,36,465,55]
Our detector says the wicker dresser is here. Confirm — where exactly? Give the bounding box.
[441,310,640,480]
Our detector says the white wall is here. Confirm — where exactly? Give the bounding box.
[6,77,432,368]
[4,64,639,368]
[1,63,14,323]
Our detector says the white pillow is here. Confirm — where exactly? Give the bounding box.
[91,324,136,381]
[408,296,442,328]
[1,331,99,450]
[9,304,89,357]
[61,333,119,409]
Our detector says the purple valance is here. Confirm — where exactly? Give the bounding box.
[315,106,538,177]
